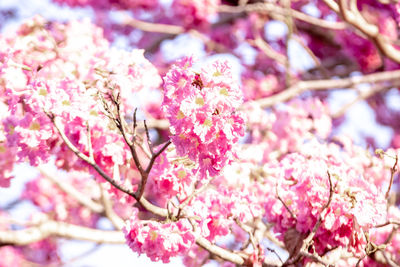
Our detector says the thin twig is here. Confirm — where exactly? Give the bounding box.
[0,220,125,245]
[177,178,214,218]
[386,155,398,199]
[235,218,258,252]
[254,69,400,108]
[324,0,400,63]
[136,140,171,200]
[47,112,168,217]
[332,83,393,118]
[276,186,296,220]
[283,0,294,87]
[374,220,400,228]
[218,3,347,30]
[124,16,184,35]
[86,123,94,162]
[143,120,152,153]
[249,37,287,66]
[99,184,125,230]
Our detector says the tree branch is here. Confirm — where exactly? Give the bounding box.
[218,3,347,30]
[0,220,125,245]
[124,16,184,35]
[47,113,169,218]
[254,69,400,108]
[324,0,400,64]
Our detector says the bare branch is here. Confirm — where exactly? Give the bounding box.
[0,220,125,245]
[254,69,400,108]
[276,186,297,220]
[324,0,400,64]
[218,3,347,30]
[386,154,398,199]
[374,220,400,228]
[100,184,125,230]
[86,123,94,162]
[124,16,184,35]
[47,113,169,218]
[332,83,394,118]
[196,234,247,265]
[248,37,287,66]
[137,118,169,130]
[136,140,171,200]
[143,120,152,153]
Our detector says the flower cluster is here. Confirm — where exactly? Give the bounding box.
[0,16,160,191]
[186,187,262,242]
[262,150,387,255]
[364,206,400,266]
[162,57,245,178]
[123,209,196,263]
[147,145,198,203]
[270,98,332,153]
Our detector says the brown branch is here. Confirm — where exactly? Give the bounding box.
[122,15,226,54]
[254,69,400,108]
[300,251,331,266]
[323,0,400,64]
[386,154,398,199]
[283,0,294,87]
[291,34,330,79]
[100,184,125,230]
[107,94,171,200]
[135,140,171,200]
[235,218,258,253]
[47,112,169,218]
[196,237,247,265]
[111,94,145,177]
[124,16,184,35]
[145,140,171,174]
[374,220,400,228]
[0,220,125,245]
[137,118,169,130]
[248,37,287,66]
[86,123,94,162]
[276,186,297,220]
[218,3,347,30]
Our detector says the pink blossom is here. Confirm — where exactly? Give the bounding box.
[263,150,387,255]
[123,209,196,263]
[163,57,245,178]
